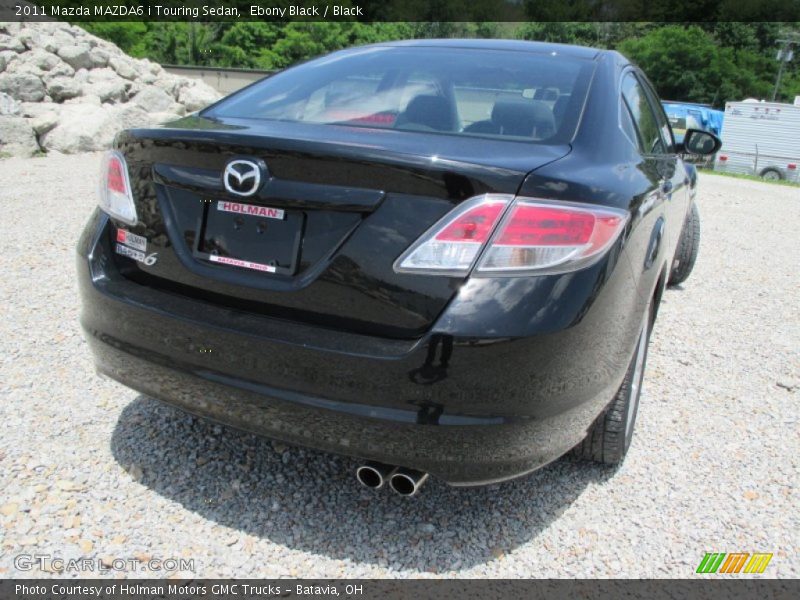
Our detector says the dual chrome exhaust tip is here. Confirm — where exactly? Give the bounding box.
[355,462,429,496]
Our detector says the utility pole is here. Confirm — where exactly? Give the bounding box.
[772,38,797,102]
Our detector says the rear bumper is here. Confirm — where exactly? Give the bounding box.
[78,210,646,485]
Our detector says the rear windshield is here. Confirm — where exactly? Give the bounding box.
[204,46,594,144]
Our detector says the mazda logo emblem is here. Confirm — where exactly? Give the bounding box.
[223,159,262,197]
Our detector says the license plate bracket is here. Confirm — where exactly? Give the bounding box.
[193,199,303,276]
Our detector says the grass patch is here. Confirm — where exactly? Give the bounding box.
[701,169,800,188]
[0,150,47,159]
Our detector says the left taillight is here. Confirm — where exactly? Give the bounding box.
[394,195,628,277]
[98,150,137,226]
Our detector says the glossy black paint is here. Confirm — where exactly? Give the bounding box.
[78,41,694,485]
[115,119,570,337]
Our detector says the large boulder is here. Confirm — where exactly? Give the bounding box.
[153,74,186,97]
[57,44,94,71]
[178,82,220,112]
[17,101,58,118]
[131,86,184,114]
[17,48,61,72]
[87,80,129,103]
[40,30,78,55]
[86,66,118,83]
[106,102,159,131]
[0,116,39,157]
[0,50,17,72]
[40,61,75,84]
[45,76,81,102]
[108,55,138,81]
[30,110,59,135]
[5,58,45,78]
[0,72,45,102]
[82,67,134,103]
[0,33,25,53]
[39,103,112,153]
[0,91,20,115]
[89,48,109,68]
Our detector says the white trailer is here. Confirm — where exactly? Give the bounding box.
[714,99,800,183]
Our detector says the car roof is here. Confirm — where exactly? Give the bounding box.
[372,39,602,60]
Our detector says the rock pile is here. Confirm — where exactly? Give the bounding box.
[0,21,221,157]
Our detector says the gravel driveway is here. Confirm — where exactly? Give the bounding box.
[0,153,797,578]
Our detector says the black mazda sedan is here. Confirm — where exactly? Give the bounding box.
[78,40,719,494]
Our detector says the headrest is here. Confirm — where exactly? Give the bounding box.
[398,95,456,131]
[491,100,556,138]
[553,95,570,124]
[534,88,559,102]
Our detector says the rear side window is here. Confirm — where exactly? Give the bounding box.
[639,78,675,153]
[619,97,641,149]
[621,73,665,155]
[206,46,595,144]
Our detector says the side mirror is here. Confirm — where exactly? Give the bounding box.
[678,128,722,156]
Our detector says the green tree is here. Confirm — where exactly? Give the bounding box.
[216,23,283,68]
[618,25,771,105]
[516,22,656,49]
[81,22,148,56]
[517,22,607,46]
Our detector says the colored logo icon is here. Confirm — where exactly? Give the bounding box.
[696,553,773,574]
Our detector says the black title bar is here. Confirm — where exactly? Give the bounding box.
[2,580,800,600]
[2,0,800,22]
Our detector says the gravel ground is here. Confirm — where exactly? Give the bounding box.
[0,153,797,578]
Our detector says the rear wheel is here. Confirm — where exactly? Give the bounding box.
[760,167,783,181]
[668,202,700,286]
[577,308,651,465]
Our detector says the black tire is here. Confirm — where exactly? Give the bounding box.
[760,167,783,181]
[668,202,700,286]
[577,309,651,465]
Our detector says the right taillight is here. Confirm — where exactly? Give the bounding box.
[394,195,628,277]
[476,200,628,274]
[98,150,137,225]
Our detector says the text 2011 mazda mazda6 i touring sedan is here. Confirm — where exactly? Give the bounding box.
[78,40,720,495]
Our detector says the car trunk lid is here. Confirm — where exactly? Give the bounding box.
[113,116,570,338]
